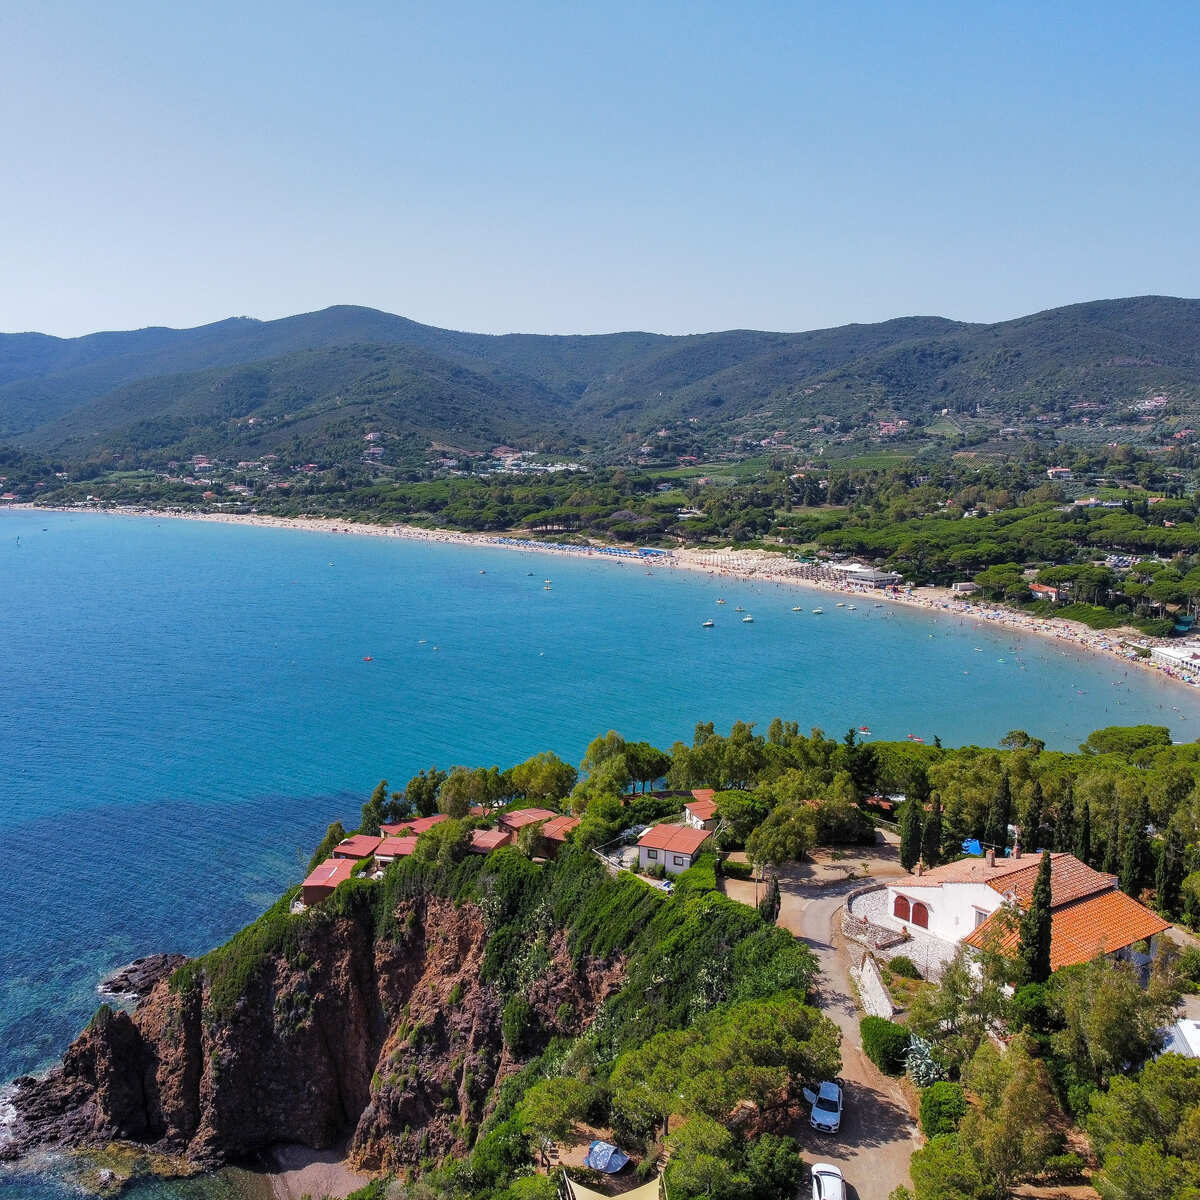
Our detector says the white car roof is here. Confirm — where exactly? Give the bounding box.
[817,1081,841,1099]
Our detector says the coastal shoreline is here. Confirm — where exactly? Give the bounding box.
[12,503,1200,697]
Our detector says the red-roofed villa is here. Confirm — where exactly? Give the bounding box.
[498,808,557,833]
[684,789,719,831]
[380,814,447,838]
[636,824,711,875]
[331,835,383,860]
[301,857,355,905]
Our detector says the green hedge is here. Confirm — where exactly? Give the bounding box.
[860,1016,910,1074]
[720,859,755,880]
[919,1081,967,1135]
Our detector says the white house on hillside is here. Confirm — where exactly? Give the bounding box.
[881,851,1169,973]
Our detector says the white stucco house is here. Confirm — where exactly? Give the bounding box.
[637,823,711,875]
[684,788,719,831]
[881,851,1170,973]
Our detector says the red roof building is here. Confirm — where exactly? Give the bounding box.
[498,807,557,833]
[685,789,719,830]
[541,815,581,843]
[637,823,712,875]
[470,828,513,854]
[331,835,383,860]
[380,814,447,837]
[301,857,355,905]
[375,836,418,862]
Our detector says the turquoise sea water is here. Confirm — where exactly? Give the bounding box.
[3,508,1200,1197]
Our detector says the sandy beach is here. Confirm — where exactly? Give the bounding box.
[16,503,1200,696]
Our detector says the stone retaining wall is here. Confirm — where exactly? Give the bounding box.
[851,952,895,1019]
[842,882,910,950]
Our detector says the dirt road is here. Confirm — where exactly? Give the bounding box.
[724,844,920,1200]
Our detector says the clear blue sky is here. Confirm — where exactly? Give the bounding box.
[2,0,1197,337]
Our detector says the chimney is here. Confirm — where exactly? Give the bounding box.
[915,860,924,877]
[986,848,996,867]
[1012,839,1022,860]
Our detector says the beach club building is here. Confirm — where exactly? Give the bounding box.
[883,851,1170,973]
[637,823,712,875]
[684,789,719,831]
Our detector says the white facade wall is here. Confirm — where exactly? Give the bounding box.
[639,845,695,875]
[886,881,1005,943]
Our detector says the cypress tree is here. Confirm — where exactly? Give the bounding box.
[983,771,1012,855]
[1102,806,1122,875]
[1156,823,1186,919]
[1024,779,1044,851]
[1074,797,1091,865]
[1120,796,1150,897]
[900,797,924,872]
[1053,783,1075,853]
[921,793,944,868]
[1019,849,1054,984]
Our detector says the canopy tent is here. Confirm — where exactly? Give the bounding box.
[585,1142,630,1173]
[563,1174,662,1200]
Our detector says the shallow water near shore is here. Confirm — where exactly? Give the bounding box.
[3,507,1199,1198]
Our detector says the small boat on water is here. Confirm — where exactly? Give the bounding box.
[792,606,803,611]
[847,604,856,610]
[702,619,715,628]
[812,608,823,614]
[742,615,754,623]
[544,585,552,590]
[717,598,727,605]
[362,656,373,662]
[734,605,745,612]
[479,569,486,574]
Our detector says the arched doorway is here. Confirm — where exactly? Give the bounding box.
[911,901,929,929]
[893,894,910,921]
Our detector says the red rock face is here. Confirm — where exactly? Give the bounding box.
[4,893,626,1173]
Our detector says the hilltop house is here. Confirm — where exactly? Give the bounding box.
[380,814,447,838]
[883,851,1169,973]
[499,808,558,834]
[684,789,719,831]
[301,857,355,905]
[540,814,581,856]
[637,824,712,875]
[374,836,417,869]
[470,828,513,854]
[331,835,382,861]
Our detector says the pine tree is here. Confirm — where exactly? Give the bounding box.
[1053,783,1075,853]
[1019,849,1054,984]
[921,793,944,867]
[983,771,1012,855]
[1120,796,1150,897]
[1024,779,1044,852]
[1074,797,1092,865]
[1156,823,1186,919]
[900,797,924,872]
[360,778,389,835]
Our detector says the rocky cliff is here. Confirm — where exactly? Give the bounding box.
[3,891,625,1172]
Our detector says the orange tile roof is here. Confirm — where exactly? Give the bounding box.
[686,797,719,821]
[541,815,581,842]
[691,788,717,804]
[963,887,1171,970]
[638,823,711,855]
[375,836,417,859]
[996,854,1115,908]
[331,835,382,859]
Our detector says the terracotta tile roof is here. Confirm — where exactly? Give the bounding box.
[996,854,1115,908]
[691,788,717,804]
[963,887,1171,970]
[686,797,718,822]
[331,835,382,859]
[903,852,1113,907]
[499,807,557,830]
[637,823,711,855]
[541,815,581,842]
[380,814,447,837]
[302,857,354,892]
[375,836,417,859]
[470,828,513,853]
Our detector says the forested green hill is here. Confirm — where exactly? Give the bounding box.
[3,296,1199,466]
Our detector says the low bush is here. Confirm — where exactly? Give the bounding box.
[919,1081,966,1135]
[860,1016,910,1074]
[1042,1152,1085,1182]
[887,955,921,979]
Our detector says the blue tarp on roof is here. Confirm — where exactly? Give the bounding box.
[961,838,983,857]
[585,1141,630,1173]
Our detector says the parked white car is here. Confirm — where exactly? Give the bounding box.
[804,1080,844,1133]
[811,1162,846,1200]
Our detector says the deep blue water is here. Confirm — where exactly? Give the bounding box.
[3,508,1199,1197]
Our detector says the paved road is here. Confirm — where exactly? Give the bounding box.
[725,846,920,1200]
